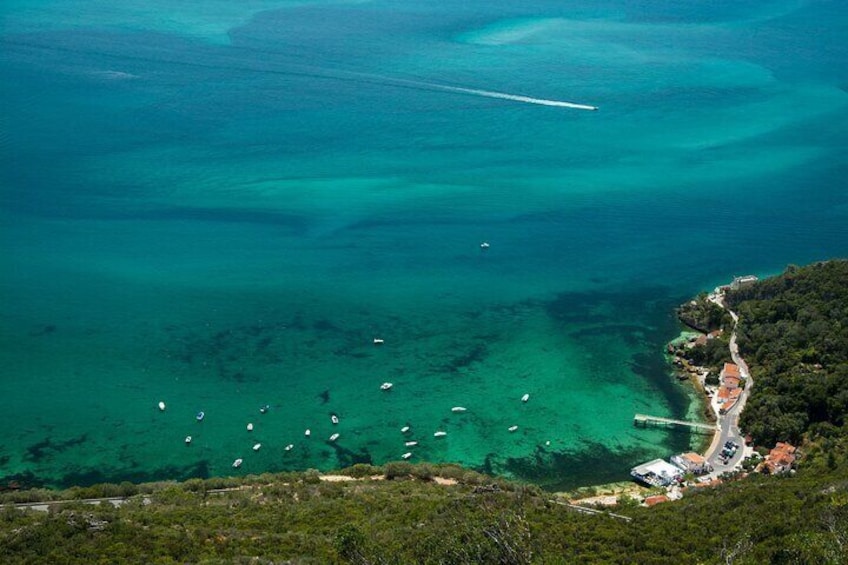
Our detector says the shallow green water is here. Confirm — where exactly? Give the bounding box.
[1,0,846,490]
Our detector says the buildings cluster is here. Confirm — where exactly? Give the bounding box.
[716,362,743,414]
[761,442,797,474]
[630,451,713,488]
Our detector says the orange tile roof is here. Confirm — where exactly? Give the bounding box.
[722,363,740,378]
[645,495,670,507]
[683,452,706,464]
[723,375,741,387]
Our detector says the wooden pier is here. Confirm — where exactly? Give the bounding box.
[634,414,717,434]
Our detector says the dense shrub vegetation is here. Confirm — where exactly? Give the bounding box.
[728,260,848,448]
[1,463,847,564]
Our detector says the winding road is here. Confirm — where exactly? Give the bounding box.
[703,296,754,476]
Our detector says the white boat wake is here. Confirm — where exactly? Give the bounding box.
[339,70,599,111]
[425,83,598,111]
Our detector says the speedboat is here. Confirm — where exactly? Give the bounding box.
[434,431,447,438]
[158,401,166,411]
[521,393,530,402]
[401,426,410,433]
[304,429,311,437]
[253,443,261,451]
[402,452,412,460]
[329,433,340,442]
[405,441,418,447]
[331,414,339,425]
[508,425,518,432]
[285,444,294,451]
[451,406,467,413]
[380,382,393,391]
[259,404,270,414]
[246,423,254,431]
[373,338,385,345]
[480,241,490,249]
[196,411,205,421]
[185,436,192,444]
[232,458,243,468]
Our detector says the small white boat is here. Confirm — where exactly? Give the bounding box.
[331,415,339,425]
[185,436,192,444]
[380,382,393,391]
[259,404,270,414]
[401,426,410,433]
[480,241,490,249]
[373,338,385,345]
[304,429,311,437]
[232,458,243,468]
[196,411,205,421]
[508,425,518,432]
[158,401,166,411]
[521,393,530,403]
[253,443,261,451]
[285,444,294,451]
[329,433,340,442]
[405,441,418,447]
[451,406,467,413]
[247,423,254,431]
[402,452,412,460]
[434,431,447,438]
[545,440,550,446]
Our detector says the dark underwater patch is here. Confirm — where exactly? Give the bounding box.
[25,434,89,463]
[443,343,488,373]
[328,443,372,469]
[58,460,211,490]
[29,324,57,337]
[500,442,658,492]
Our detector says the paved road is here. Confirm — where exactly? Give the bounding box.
[704,298,754,476]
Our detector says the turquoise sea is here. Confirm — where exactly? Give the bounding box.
[1,1,846,490]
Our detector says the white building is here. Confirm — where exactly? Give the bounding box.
[631,458,683,487]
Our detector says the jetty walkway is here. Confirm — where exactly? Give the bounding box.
[633,414,718,433]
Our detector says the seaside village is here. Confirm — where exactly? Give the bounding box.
[570,276,798,509]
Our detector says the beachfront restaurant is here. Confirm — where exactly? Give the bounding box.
[631,458,684,487]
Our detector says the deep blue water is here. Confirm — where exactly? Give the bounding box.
[1,0,846,490]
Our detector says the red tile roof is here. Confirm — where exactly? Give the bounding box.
[722,363,740,378]
[645,495,670,507]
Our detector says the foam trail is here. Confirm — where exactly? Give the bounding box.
[430,84,598,111]
[335,69,598,111]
